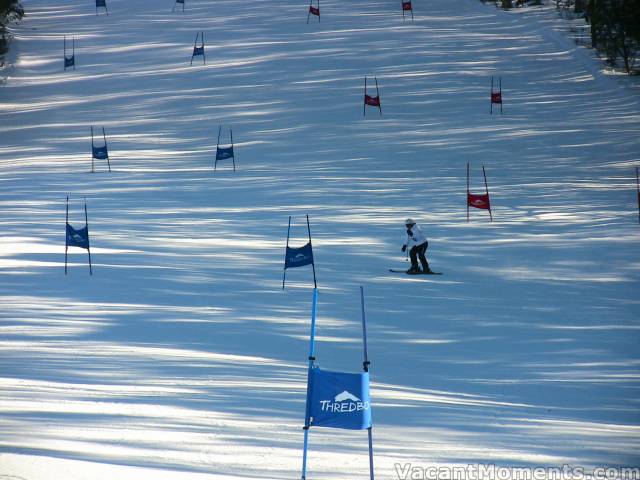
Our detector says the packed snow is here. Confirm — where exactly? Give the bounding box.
[1,0,639,478]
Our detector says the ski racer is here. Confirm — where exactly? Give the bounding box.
[401,218,432,274]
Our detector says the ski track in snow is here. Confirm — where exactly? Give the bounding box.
[1,0,639,478]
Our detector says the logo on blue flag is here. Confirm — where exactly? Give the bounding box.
[216,146,233,161]
[285,242,313,269]
[92,145,108,160]
[309,368,371,430]
[66,223,90,249]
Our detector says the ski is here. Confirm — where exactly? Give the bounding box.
[389,269,442,275]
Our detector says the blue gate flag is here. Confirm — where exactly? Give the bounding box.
[309,368,371,430]
[193,45,204,56]
[285,242,313,269]
[64,56,74,68]
[93,145,108,160]
[66,223,90,249]
[216,146,234,161]
[96,0,106,6]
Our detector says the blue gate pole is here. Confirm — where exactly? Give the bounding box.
[91,126,95,173]
[190,32,198,66]
[301,288,318,479]
[214,125,221,174]
[65,196,69,274]
[230,128,236,172]
[282,216,291,290]
[85,198,93,275]
[360,286,374,480]
[103,127,111,172]
[306,214,317,289]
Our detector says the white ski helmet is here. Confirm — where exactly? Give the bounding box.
[405,218,416,225]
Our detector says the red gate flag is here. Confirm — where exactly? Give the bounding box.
[364,95,380,107]
[401,0,414,20]
[467,162,493,222]
[364,76,382,116]
[490,76,503,114]
[467,193,490,210]
[307,0,320,23]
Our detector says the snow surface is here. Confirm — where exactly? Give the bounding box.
[1,0,639,478]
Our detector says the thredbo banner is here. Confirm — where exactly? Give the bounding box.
[300,288,374,480]
[216,146,233,160]
[309,368,371,430]
[93,145,108,159]
[285,242,313,269]
[65,196,93,275]
[66,224,89,249]
[282,215,317,289]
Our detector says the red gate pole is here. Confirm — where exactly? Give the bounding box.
[636,166,639,224]
[375,77,382,116]
[363,77,367,117]
[466,162,470,222]
[483,165,492,222]
[490,77,493,115]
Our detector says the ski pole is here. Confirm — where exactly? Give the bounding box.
[405,234,410,262]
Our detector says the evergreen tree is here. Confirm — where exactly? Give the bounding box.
[587,0,640,73]
[1,0,24,55]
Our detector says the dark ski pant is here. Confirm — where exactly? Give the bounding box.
[410,241,429,271]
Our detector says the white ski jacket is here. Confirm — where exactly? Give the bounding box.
[404,224,427,248]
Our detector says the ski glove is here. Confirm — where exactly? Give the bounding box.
[401,245,407,252]
[407,229,413,237]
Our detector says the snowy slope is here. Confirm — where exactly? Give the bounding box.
[1,0,639,478]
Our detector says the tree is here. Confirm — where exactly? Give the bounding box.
[588,0,640,74]
[0,0,24,55]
